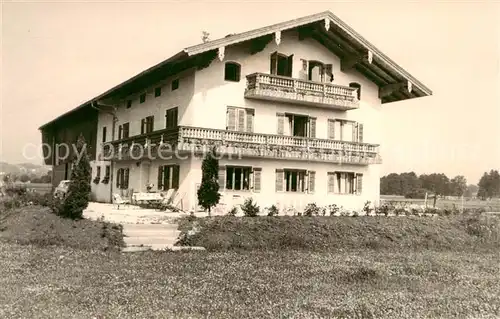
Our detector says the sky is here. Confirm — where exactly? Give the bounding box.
[1,0,499,184]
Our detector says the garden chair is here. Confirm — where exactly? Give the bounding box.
[113,193,130,210]
[157,189,176,211]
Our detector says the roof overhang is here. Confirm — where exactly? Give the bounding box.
[40,10,432,130]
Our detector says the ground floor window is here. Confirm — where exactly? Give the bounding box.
[219,166,261,192]
[275,169,315,193]
[116,168,130,189]
[158,165,180,190]
[328,172,363,194]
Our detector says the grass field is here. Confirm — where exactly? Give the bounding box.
[381,195,500,211]
[0,207,499,318]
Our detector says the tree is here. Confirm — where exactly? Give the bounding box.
[449,175,467,197]
[197,147,221,215]
[60,134,91,219]
[478,170,500,200]
[464,184,478,198]
[19,174,30,183]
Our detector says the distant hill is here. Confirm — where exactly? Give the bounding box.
[0,162,51,177]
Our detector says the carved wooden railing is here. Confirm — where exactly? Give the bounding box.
[101,126,381,164]
[245,73,360,110]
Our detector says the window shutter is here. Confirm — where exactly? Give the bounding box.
[328,119,335,139]
[309,117,316,138]
[275,169,284,192]
[358,123,364,143]
[140,119,145,134]
[227,107,237,131]
[246,109,254,133]
[327,173,335,193]
[308,171,315,193]
[164,166,171,189]
[237,108,246,132]
[118,125,123,140]
[157,166,164,190]
[218,166,226,191]
[253,168,261,192]
[357,174,363,194]
[270,51,278,75]
[286,54,294,77]
[124,169,129,189]
[173,107,178,127]
[172,165,180,189]
[277,113,285,135]
[352,123,358,142]
[325,64,333,78]
[116,169,120,188]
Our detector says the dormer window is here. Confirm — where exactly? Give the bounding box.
[270,52,293,77]
[349,82,361,100]
[224,62,241,82]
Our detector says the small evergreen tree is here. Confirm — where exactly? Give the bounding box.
[61,134,91,219]
[197,147,221,216]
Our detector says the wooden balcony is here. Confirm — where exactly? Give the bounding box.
[245,73,360,110]
[101,126,381,165]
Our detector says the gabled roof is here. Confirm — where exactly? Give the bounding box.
[40,10,432,130]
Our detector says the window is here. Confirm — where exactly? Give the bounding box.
[102,165,110,184]
[327,172,363,194]
[277,113,316,138]
[165,107,178,129]
[327,119,363,142]
[218,166,261,192]
[275,169,315,193]
[118,122,130,139]
[157,165,180,190]
[224,62,241,82]
[126,100,132,108]
[270,51,293,77]
[102,127,107,143]
[349,82,361,100]
[141,116,154,134]
[171,79,179,91]
[226,107,254,132]
[307,60,333,83]
[155,87,162,97]
[139,93,146,104]
[116,168,130,189]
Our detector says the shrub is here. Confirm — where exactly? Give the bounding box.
[60,134,92,219]
[304,203,320,216]
[197,147,221,215]
[227,206,238,216]
[404,188,427,199]
[4,185,27,197]
[352,211,359,217]
[267,205,279,216]
[241,198,259,217]
[327,204,340,216]
[362,201,373,216]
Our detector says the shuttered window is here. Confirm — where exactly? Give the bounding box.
[328,171,359,194]
[158,165,180,190]
[165,107,178,129]
[277,113,285,135]
[116,168,130,189]
[226,107,254,132]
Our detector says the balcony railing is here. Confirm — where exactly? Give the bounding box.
[245,73,360,111]
[101,126,381,165]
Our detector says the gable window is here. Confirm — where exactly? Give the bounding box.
[118,122,130,140]
[276,113,316,138]
[157,165,180,190]
[139,93,146,104]
[140,116,154,134]
[116,168,130,189]
[126,100,132,108]
[349,82,361,100]
[102,126,107,143]
[155,87,162,97]
[327,119,363,142]
[171,79,179,91]
[224,62,241,82]
[165,107,178,129]
[270,51,293,77]
[327,172,363,194]
[226,106,254,132]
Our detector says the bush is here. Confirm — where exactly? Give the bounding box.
[241,198,259,217]
[4,185,27,197]
[404,188,427,199]
[363,201,373,216]
[227,206,238,216]
[267,205,279,216]
[327,204,340,216]
[304,203,320,216]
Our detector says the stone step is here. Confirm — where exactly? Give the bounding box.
[123,235,181,246]
[122,244,206,252]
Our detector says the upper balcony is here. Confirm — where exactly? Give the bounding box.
[244,73,360,111]
[101,126,381,165]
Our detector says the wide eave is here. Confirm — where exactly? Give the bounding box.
[39,11,432,130]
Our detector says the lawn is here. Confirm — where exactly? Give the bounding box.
[1,206,500,318]
[380,195,500,211]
